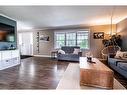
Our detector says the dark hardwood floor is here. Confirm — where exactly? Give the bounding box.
[113,70,127,89]
[0,57,70,89]
[0,57,126,89]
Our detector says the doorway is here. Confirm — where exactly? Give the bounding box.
[18,32,33,58]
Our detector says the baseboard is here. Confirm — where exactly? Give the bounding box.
[33,55,51,57]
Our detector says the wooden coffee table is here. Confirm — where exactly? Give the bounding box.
[80,57,114,89]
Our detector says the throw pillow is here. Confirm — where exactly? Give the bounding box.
[58,50,65,54]
[123,52,127,58]
[73,48,80,54]
[115,51,124,58]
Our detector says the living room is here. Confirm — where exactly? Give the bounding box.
[0,4,127,94]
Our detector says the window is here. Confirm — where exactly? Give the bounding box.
[77,31,89,49]
[54,30,90,49]
[55,33,65,49]
[66,33,76,46]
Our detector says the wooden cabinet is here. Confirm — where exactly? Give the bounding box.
[0,50,20,70]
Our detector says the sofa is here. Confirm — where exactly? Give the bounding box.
[108,54,127,79]
[57,46,82,62]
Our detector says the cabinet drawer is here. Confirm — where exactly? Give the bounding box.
[3,59,13,66]
[0,60,13,70]
[1,51,12,60]
[12,57,20,64]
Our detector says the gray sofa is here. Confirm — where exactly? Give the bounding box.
[57,46,82,62]
[108,54,127,79]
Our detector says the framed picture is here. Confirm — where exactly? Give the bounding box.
[39,35,49,41]
[93,32,104,39]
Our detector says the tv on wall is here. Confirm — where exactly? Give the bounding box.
[0,15,17,50]
[0,23,15,42]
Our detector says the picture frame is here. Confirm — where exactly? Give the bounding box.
[39,35,49,41]
[93,32,104,39]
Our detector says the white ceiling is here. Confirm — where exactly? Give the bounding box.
[0,6,127,30]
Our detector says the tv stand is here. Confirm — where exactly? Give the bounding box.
[0,49,20,70]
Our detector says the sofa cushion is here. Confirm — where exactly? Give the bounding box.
[57,53,79,61]
[115,51,124,58]
[73,48,80,54]
[118,62,127,72]
[61,46,80,54]
[115,51,127,59]
[123,52,127,58]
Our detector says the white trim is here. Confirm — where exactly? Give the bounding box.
[33,55,51,57]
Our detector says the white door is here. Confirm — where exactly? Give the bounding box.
[18,32,33,55]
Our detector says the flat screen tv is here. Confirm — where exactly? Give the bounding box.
[0,23,15,42]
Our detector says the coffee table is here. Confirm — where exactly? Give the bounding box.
[80,57,114,89]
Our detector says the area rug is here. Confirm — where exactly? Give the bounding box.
[56,63,126,89]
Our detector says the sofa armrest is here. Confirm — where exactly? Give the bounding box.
[78,52,82,56]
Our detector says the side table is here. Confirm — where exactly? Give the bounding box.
[51,50,58,59]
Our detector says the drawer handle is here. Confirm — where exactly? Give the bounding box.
[6,60,9,62]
